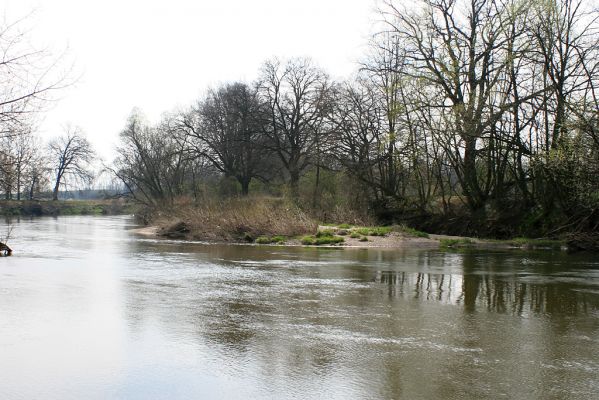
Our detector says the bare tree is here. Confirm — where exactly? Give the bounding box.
[180,82,272,195]
[48,127,95,201]
[0,14,72,139]
[257,58,333,198]
[112,111,194,205]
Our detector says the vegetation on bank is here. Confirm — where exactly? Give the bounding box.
[112,0,598,251]
[152,197,318,241]
[0,200,136,216]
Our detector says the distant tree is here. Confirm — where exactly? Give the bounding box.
[112,111,193,205]
[48,127,95,201]
[180,82,272,195]
[257,58,333,198]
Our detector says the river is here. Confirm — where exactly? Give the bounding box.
[0,215,598,399]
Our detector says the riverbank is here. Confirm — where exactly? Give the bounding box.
[0,199,137,216]
[132,221,568,251]
[132,197,577,251]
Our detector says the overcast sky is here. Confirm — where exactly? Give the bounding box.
[2,0,378,161]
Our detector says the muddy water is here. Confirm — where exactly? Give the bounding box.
[0,216,598,399]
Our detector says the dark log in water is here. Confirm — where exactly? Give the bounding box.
[0,242,12,256]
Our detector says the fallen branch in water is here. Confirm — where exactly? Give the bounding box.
[0,242,12,256]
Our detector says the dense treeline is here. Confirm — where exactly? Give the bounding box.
[115,0,599,242]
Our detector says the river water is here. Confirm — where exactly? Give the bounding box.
[0,216,598,399]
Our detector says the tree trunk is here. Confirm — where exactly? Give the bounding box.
[52,180,60,201]
[29,177,36,200]
[289,169,300,200]
[240,177,250,196]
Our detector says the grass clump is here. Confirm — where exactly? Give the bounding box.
[301,234,345,246]
[301,236,316,245]
[255,236,272,244]
[354,226,392,237]
[399,226,429,238]
[440,238,474,248]
[350,232,361,239]
[255,235,287,244]
[338,223,352,229]
[271,235,286,243]
[316,229,336,238]
[359,236,369,242]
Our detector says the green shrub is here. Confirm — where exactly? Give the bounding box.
[350,232,360,238]
[359,236,368,242]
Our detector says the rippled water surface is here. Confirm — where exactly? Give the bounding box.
[1,216,599,399]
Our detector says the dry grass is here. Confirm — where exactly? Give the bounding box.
[156,197,318,241]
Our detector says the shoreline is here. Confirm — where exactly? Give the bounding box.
[129,224,567,251]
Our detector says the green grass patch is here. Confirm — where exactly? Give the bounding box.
[353,226,392,237]
[440,238,474,248]
[301,234,345,246]
[301,236,316,245]
[359,236,369,242]
[315,229,336,238]
[337,223,352,229]
[400,226,429,238]
[271,235,286,243]
[350,232,361,239]
[255,236,272,244]
[256,235,287,244]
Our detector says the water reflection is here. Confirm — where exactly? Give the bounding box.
[374,268,599,316]
[0,216,598,399]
